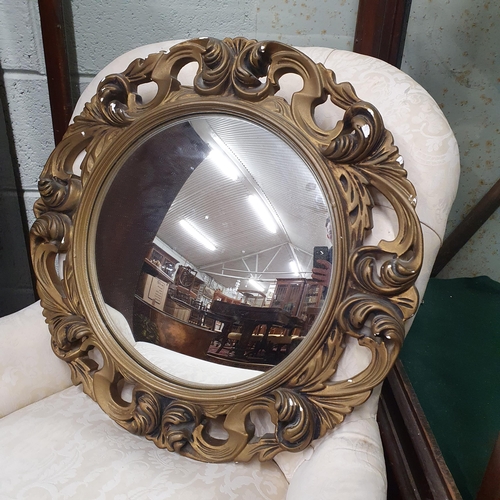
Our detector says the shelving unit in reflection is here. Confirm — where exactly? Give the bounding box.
[133,244,325,370]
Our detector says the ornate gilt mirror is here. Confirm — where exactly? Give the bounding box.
[30,37,422,463]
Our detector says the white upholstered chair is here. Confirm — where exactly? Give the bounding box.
[0,41,459,499]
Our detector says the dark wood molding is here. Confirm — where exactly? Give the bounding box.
[38,0,73,145]
[379,360,462,499]
[432,177,500,277]
[476,433,500,500]
[354,0,412,67]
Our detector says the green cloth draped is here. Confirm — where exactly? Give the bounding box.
[401,276,500,500]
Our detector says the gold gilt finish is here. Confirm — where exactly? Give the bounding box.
[30,37,423,463]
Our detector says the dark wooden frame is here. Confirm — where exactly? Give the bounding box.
[379,361,462,500]
[432,179,500,276]
[353,0,412,67]
[38,0,73,145]
[476,433,500,500]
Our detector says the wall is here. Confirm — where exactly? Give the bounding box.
[0,0,358,229]
[4,0,497,279]
[401,0,500,281]
[0,94,35,314]
[0,1,54,228]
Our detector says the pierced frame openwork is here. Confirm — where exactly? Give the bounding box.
[30,37,422,463]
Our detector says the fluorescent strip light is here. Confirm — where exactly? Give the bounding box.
[207,148,239,181]
[248,279,265,292]
[248,195,277,234]
[179,219,216,251]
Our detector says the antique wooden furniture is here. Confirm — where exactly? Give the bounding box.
[173,265,204,304]
[271,278,307,315]
[134,295,218,360]
[271,278,323,333]
[143,243,178,283]
[209,300,303,363]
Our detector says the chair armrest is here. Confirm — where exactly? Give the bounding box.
[0,301,72,417]
[286,414,386,499]
[285,387,386,500]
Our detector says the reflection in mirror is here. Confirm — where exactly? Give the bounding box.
[96,115,333,386]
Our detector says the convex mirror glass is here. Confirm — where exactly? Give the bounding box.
[95,114,332,386]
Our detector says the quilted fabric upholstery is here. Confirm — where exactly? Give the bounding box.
[0,385,288,499]
[0,301,71,418]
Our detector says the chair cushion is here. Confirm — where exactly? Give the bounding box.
[0,301,72,417]
[0,385,289,499]
[285,414,387,500]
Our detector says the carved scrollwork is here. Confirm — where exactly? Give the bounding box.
[124,389,162,436]
[157,401,204,453]
[273,389,318,449]
[31,37,423,463]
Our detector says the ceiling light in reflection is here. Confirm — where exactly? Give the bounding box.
[248,195,277,233]
[289,260,300,275]
[207,148,240,181]
[248,279,265,292]
[179,219,216,251]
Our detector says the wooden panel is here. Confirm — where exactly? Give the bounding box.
[379,361,462,499]
[38,0,73,144]
[476,433,500,500]
[354,0,411,67]
[271,278,306,316]
[134,296,218,360]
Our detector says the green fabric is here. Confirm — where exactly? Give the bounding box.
[400,277,500,500]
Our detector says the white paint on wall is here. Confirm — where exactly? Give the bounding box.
[0,0,51,226]
[0,0,45,73]
[70,0,261,75]
[402,0,500,281]
[438,212,499,279]
[3,75,53,191]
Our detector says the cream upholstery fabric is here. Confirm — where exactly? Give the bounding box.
[0,301,71,418]
[1,41,460,499]
[105,305,263,385]
[319,49,460,241]
[0,385,288,499]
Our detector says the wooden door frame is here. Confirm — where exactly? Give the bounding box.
[353,0,412,68]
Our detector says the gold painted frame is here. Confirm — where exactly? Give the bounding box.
[30,37,422,463]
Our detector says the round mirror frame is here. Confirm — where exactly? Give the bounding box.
[30,37,423,463]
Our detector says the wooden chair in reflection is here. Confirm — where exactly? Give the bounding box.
[171,265,200,305]
[210,300,304,364]
[247,325,304,363]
